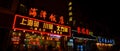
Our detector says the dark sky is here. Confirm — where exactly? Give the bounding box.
[1,0,117,38]
[19,0,117,37]
[73,3,117,38]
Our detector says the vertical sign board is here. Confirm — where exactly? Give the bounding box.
[12,14,71,37]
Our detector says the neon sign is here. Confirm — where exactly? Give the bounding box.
[77,27,90,35]
[28,8,65,24]
[97,37,115,44]
[13,14,71,37]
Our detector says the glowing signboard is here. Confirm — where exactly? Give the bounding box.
[77,27,90,35]
[13,14,71,37]
[97,37,115,44]
[28,8,65,24]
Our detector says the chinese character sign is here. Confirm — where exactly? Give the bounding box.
[77,27,90,35]
[49,14,56,22]
[13,14,71,37]
[28,8,66,24]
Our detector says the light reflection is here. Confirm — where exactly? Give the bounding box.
[96,43,113,47]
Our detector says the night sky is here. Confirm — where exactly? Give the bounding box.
[72,2,117,38]
[17,0,119,38]
[0,0,118,38]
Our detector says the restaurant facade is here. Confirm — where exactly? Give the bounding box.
[10,5,71,50]
[0,0,116,51]
[71,26,97,51]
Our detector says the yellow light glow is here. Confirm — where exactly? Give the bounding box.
[18,33,21,36]
[96,43,99,46]
[69,6,72,10]
[89,32,93,35]
[101,43,104,46]
[57,26,60,31]
[60,32,62,34]
[69,12,72,16]
[46,37,49,40]
[26,33,30,37]
[61,27,64,32]
[54,31,56,33]
[36,38,39,41]
[55,38,59,41]
[105,44,107,46]
[108,44,113,46]
[12,32,16,35]
[69,17,72,21]
[20,18,27,25]
[68,2,72,6]
[14,29,16,31]
[48,24,53,30]
[51,30,53,33]
[34,27,38,30]
[32,32,34,34]
[27,19,33,26]
[50,38,52,40]
[43,23,48,29]
[34,21,39,27]
[64,27,68,32]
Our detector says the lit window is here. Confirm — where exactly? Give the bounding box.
[69,12,72,16]
[34,21,39,27]
[48,24,53,30]
[64,27,68,32]
[73,20,76,26]
[69,17,72,21]
[57,26,60,31]
[69,6,72,10]
[20,18,27,25]
[68,2,72,6]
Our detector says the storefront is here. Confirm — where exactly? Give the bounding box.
[10,14,71,51]
[72,36,97,51]
[96,36,115,51]
[11,30,63,51]
[71,26,96,51]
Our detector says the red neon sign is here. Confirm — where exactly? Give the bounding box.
[77,27,89,35]
[13,14,71,37]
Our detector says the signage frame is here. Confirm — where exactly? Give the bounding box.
[12,14,71,37]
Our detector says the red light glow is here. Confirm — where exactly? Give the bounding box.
[12,14,71,37]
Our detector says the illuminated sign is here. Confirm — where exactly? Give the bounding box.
[28,8,65,24]
[13,14,71,37]
[77,27,90,35]
[97,37,115,44]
